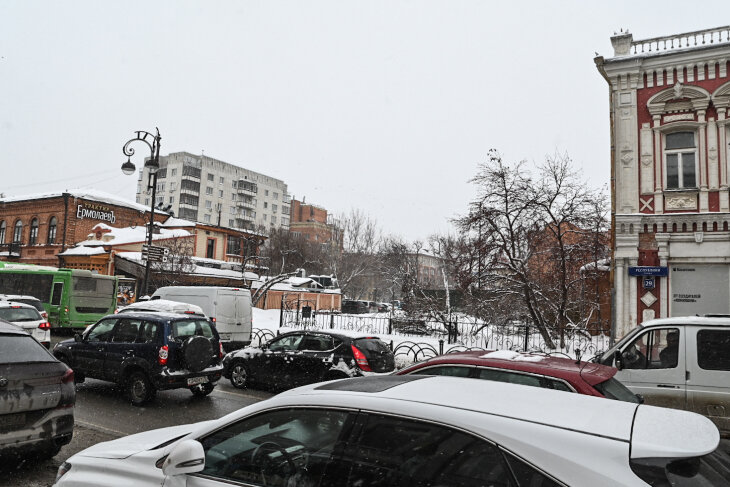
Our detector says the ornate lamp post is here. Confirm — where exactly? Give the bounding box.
[121,128,162,297]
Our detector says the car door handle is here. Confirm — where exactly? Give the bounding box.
[657,384,680,389]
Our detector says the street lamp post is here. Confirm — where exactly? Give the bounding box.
[121,128,162,297]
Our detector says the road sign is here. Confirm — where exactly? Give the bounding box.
[629,266,668,277]
[141,244,168,263]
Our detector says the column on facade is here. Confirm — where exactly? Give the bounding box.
[653,115,664,213]
[614,258,625,338]
[640,123,654,195]
[656,233,670,319]
[719,109,729,211]
[699,110,709,211]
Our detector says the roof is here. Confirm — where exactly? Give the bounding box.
[640,316,730,328]
[0,301,36,309]
[108,311,207,322]
[0,189,165,214]
[276,329,381,340]
[278,376,718,459]
[120,299,205,316]
[399,350,615,386]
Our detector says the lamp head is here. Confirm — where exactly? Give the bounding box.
[121,157,136,176]
[144,157,160,174]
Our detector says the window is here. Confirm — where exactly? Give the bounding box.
[138,321,159,343]
[263,214,267,221]
[230,206,237,215]
[206,238,215,258]
[273,192,279,200]
[169,182,177,191]
[156,182,165,192]
[51,282,63,306]
[477,368,543,388]
[218,189,224,198]
[411,365,472,377]
[12,220,22,243]
[111,319,142,343]
[203,214,211,223]
[199,408,349,486]
[265,189,269,196]
[0,220,6,243]
[300,334,335,351]
[271,216,277,224]
[227,235,241,255]
[171,168,177,176]
[341,413,515,487]
[29,218,38,245]
[206,186,213,195]
[264,202,268,209]
[698,330,730,370]
[86,319,117,342]
[665,132,697,189]
[621,328,680,370]
[169,196,175,204]
[231,193,236,201]
[156,196,164,206]
[205,200,212,209]
[207,174,214,182]
[48,216,58,243]
[219,176,224,185]
[228,219,235,227]
[273,204,278,213]
[268,333,304,351]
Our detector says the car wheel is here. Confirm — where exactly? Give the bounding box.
[230,361,249,389]
[126,371,155,406]
[190,382,215,397]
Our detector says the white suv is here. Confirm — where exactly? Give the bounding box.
[54,376,727,486]
[0,301,50,348]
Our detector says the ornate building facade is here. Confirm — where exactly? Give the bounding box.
[596,27,730,338]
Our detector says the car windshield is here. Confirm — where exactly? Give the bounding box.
[597,325,645,363]
[173,319,214,339]
[0,334,55,363]
[593,377,642,403]
[0,307,41,322]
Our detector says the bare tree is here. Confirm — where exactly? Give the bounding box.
[148,236,197,291]
[457,150,609,349]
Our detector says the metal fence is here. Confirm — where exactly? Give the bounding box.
[278,309,612,364]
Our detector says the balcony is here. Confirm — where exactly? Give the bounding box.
[237,180,258,195]
[237,199,255,209]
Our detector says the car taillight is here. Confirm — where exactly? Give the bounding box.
[351,345,372,372]
[219,341,224,359]
[158,345,169,366]
[57,369,75,409]
[211,317,216,323]
[64,307,69,314]
[38,322,51,330]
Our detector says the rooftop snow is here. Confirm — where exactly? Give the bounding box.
[0,188,167,214]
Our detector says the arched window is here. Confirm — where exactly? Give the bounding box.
[29,218,39,245]
[13,220,23,243]
[0,221,5,243]
[48,217,57,244]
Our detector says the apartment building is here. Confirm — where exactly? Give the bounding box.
[136,152,290,232]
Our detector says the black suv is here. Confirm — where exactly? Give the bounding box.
[222,330,395,391]
[53,312,223,406]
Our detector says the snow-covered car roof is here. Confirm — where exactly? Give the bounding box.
[118,299,206,317]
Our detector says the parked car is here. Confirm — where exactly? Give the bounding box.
[0,301,51,348]
[0,319,74,459]
[53,375,728,486]
[117,299,206,317]
[0,293,48,320]
[151,286,252,351]
[52,311,224,406]
[398,349,642,403]
[596,316,730,434]
[341,299,370,314]
[222,330,395,391]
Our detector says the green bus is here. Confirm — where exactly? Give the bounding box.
[0,263,117,329]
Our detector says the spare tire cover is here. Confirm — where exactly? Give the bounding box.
[183,336,213,372]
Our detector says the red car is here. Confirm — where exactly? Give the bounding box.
[397,349,642,403]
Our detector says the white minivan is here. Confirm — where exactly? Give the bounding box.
[597,316,730,435]
[151,286,252,351]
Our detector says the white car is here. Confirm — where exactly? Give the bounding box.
[0,293,48,320]
[0,301,50,347]
[54,376,727,486]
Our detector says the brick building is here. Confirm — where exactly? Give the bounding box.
[0,190,167,267]
[596,26,730,338]
[289,198,341,245]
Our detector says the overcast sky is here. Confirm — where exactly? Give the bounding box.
[2,1,730,241]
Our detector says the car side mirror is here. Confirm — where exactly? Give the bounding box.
[161,439,205,476]
[614,350,624,371]
[74,333,82,343]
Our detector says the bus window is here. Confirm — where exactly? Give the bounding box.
[51,282,64,306]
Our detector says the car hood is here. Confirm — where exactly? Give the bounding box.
[77,422,211,459]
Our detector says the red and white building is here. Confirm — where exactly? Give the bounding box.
[596,27,730,338]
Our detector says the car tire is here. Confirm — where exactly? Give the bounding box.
[229,361,249,389]
[126,371,155,406]
[190,382,215,397]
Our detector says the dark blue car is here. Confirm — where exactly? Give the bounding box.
[53,311,224,406]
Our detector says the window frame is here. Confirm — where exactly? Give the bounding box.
[0,220,6,243]
[29,218,39,245]
[664,130,698,190]
[12,219,23,243]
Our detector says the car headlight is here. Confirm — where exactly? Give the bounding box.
[55,462,72,483]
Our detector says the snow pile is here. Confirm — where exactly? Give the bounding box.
[479,350,545,362]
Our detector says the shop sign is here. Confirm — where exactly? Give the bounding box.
[77,204,116,224]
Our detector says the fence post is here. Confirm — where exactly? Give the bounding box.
[439,339,444,355]
[330,313,335,329]
[390,340,393,352]
[388,315,393,335]
[523,322,529,351]
[279,301,284,328]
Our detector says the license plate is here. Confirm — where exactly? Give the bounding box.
[218,333,231,340]
[0,413,26,428]
[187,376,209,386]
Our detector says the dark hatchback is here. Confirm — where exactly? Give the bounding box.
[222,330,395,391]
[53,312,224,406]
[0,319,74,458]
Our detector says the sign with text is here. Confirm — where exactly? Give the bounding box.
[670,264,730,316]
[628,266,668,277]
[77,204,116,224]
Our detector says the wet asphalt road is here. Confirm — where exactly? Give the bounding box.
[0,332,274,487]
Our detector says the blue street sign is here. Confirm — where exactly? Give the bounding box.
[629,266,668,277]
[643,277,655,289]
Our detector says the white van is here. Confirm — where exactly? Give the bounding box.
[597,316,730,435]
[151,286,252,351]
